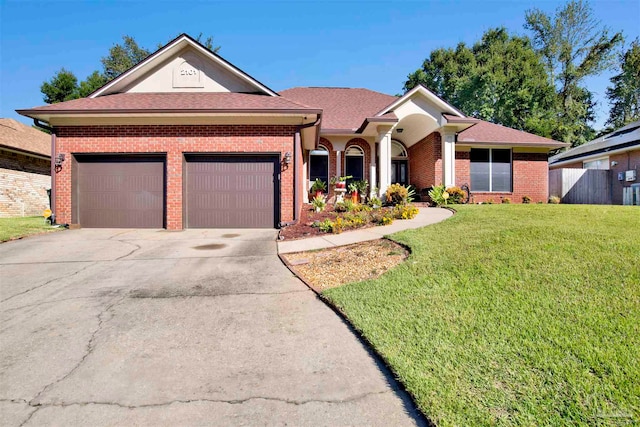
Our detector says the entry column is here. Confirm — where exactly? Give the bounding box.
[377,126,393,196]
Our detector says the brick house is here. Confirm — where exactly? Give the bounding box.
[18,34,566,229]
[549,120,640,205]
[0,119,51,218]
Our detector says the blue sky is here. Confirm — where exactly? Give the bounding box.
[1,0,639,130]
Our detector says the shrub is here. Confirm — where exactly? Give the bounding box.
[310,178,327,193]
[352,204,372,213]
[370,210,394,225]
[385,183,409,205]
[446,186,466,204]
[522,195,532,204]
[502,198,511,204]
[393,204,419,220]
[548,195,561,204]
[334,200,355,212]
[332,217,344,234]
[368,196,382,209]
[428,185,449,206]
[317,219,333,233]
[311,195,326,212]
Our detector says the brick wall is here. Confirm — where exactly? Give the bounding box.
[467,152,549,204]
[609,150,639,204]
[0,150,51,218]
[408,131,441,191]
[55,125,296,229]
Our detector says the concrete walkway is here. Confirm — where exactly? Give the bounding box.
[278,207,453,254]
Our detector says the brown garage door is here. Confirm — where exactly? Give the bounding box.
[185,156,278,228]
[76,156,165,228]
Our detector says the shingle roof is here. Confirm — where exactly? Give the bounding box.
[0,118,50,157]
[458,120,566,147]
[18,92,318,115]
[549,120,640,164]
[279,87,398,130]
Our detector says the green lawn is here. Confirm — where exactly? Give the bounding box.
[0,216,60,242]
[324,205,639,426]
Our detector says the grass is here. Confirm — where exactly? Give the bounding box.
[0,216,60,242]
[324,205,640,426]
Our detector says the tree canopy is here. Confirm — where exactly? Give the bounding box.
[404,28,556,137]
[41,34,219,104]
[525,0,623,145]
[605,39,640,129]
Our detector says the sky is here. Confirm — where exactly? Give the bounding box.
[1,0,639,131]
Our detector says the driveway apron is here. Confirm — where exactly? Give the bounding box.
[0,229,424,426]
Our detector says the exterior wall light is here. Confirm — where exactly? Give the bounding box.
[396,128,404,133]
[54,153,66,172]
[284,151,292,165]
[611,161,618,167]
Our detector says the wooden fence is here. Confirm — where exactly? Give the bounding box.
[549,169,611,204]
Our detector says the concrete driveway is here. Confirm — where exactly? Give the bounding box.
[0,228,425,426]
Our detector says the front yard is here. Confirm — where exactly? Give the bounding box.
[0,216,59,242]
[324,205,639,426]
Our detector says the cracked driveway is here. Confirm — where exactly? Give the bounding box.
[0,229,424,426]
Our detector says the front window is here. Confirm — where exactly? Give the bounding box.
[345,146,364,181]
[309,145,329,187]
[470,148,512,192]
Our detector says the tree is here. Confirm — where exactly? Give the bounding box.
[76,71,108,98]
[40,68,78,104]
[605,39,640,129]
[101,35,151,80]
[404,28,556,136]
[525,0,623,145]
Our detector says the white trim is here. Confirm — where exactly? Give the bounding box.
[375,85,465,118]
[90,35,278,98]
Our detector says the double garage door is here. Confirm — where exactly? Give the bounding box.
[75,155,278,228]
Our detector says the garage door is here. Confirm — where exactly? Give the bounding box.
[76,156,165,228]
[185,156,278,228]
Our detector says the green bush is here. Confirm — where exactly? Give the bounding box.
[334,200,356,212]
[393,204,419,220]
[428,185,449,206]
[385,183,409,205]
[311,195,326,212]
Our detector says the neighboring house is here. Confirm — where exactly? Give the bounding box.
[549,121,640,205]
[0,118,51,218]
[17,34,566,230]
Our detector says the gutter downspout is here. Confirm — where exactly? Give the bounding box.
[279,114,322,229]
[34,119,56,224]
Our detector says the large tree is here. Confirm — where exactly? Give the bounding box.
[525,0,623,146]
[41,34,219,104]
[404,28,556,137]
[605,39,640,129]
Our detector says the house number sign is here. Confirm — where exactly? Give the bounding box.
[173,58,204,88]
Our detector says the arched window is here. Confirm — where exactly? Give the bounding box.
[345,145,364,181]
[309,145,329,187]
[391,140,408,158]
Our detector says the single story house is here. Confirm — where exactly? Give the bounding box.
[549,120,639,205]
[18,34,566,229]
[0,118,51,217]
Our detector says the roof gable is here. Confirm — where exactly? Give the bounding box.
[91,34,278,98]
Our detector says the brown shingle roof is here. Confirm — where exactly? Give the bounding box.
[279,87,398,130]
[18,92,318,115]
[458,120,566,147]
[0,118,50,157]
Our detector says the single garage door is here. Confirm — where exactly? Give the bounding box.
[185,156,278,228]
[76,156,165,228]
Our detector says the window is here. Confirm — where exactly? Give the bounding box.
[391,140,408,158]
[470,148,512,192]
[309,145,329,185]
[583,157,609,170]
[345,146,364,181]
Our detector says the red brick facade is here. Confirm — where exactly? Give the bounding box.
[408,131,442,190]
[55,125,296,230]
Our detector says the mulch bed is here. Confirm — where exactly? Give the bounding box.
[281,239,409,292]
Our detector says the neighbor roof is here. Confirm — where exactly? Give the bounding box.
[549,120,640,165]
[279,87,398,130]
[457,120,567,148]
[17,93,319,117]
[0,118,50,158]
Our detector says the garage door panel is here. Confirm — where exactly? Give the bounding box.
[186,157,277,228]
[77,158,164,228]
